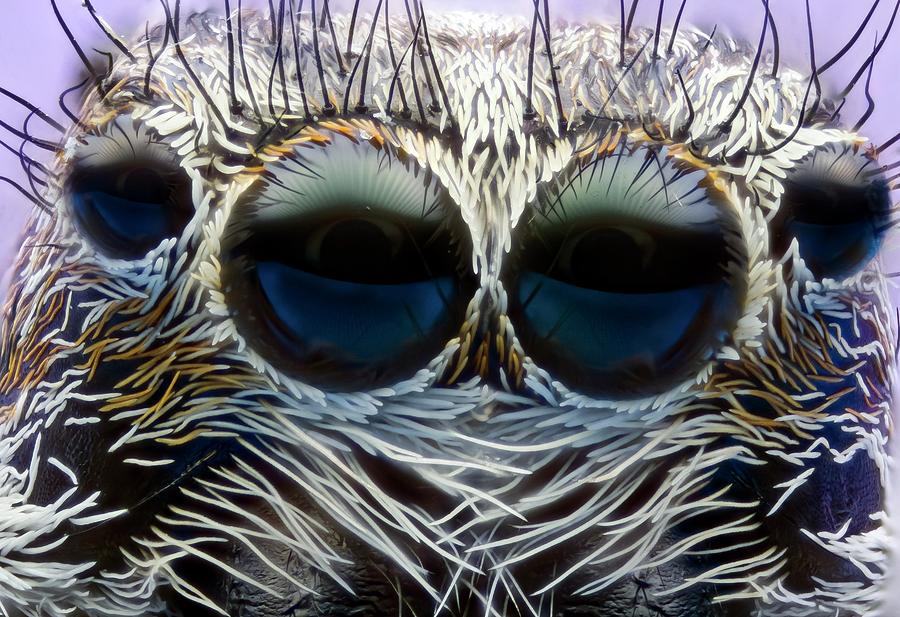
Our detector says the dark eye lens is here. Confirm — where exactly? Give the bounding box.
[509,146,743,396]
[770,145,891,278]
[68,163,191,259]
[223,137,474,390]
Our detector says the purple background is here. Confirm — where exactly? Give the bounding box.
[0,0,899,609]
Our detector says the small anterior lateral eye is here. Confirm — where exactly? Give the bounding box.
[770,144,891,279]
[65,118,192,259]
[223,133,474,391]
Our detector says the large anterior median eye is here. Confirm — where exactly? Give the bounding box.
[65,117,192,259]
[769,144,891,279]
[509,144,743,396]
[223,133,474,390]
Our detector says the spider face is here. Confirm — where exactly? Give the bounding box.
[0,5,895,617]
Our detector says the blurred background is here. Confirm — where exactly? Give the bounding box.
[0,0,898,612]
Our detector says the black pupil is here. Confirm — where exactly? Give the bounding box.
[119,168,170,203]
[241,215,458,286]
[68,162,191,259]
[530,223,728,293]
[317,219,397,282]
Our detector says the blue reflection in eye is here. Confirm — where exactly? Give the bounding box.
[770,145,892,279]
[773,179,890,278]
[510,220,740,394]
[517,272,725,375]
[68,165,191,259]
[257,261,454,364]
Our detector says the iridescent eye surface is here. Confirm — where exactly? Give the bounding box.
[223,135,474,390]
[509,145,744,396]
[769,144,891,279]
[66,118,192,259]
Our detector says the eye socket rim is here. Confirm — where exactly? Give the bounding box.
[220,132,477,392]
[63,117,194,260]
[66,160,193,259]
[505,145,746,397]
[769,145,892,279]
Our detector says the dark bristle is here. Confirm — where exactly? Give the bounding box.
[0,136,49,176]
[310,0,336,115]
[852,34,879,132]
[143,21,161,99]
[625,0,641,37]
[765,0,781,78]
[0,175,51,213]
[719,0,770,131]
[418,7,455,127]
[50,0,102,90]
[666,0,688,55]
[673,68,695,139]
[323,1,347,74]
[223,0,241,113]
[742,0,817,158]
[386,14,421,117]
[0,117,58,152]
[651,0,665,59]
[619,0,627,66]
[288,0,312,118]
[160,0,229,132]
[700,24,717,52]
[538,0,567,133]
[818,0,881,76]
[237,0,263,118]
[346,0,362,58]
[880,132,900,153]
[0,87,64,133]
[524,1,540,118]
[383,0,411,116]
[82,0,136,62]
[344,0,385,114]
[837,0,900,100]
[58,78,90,128]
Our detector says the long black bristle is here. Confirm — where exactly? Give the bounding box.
[160,0,230,132]
[383,0,411,116]
[419,7,455,126]
[818,0,881,75]
[345,0,385,114]
[625,0,641,37]
[743,0,817,157]
[323,1,347,74]
[386,15,421,116]
[853,34,879,132]
[538,0,567,132]
[666,0,688,55]
[237,0,263,118]
[310,0,335,115]
[0,175,51,212]
[288,0,312,118]
[346,0,362,58]
[50,0,102,90]
[223,0,241,113]
[837,0,900,100]
[619,0,627,66]
[719,0,770,131]
[0,87,64,133]
[82,0,136,62]
[58,78,90,127]
[525,1,540,118]
[766,0,781,78]
[651,0,665,59]
[674,68,695,139]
